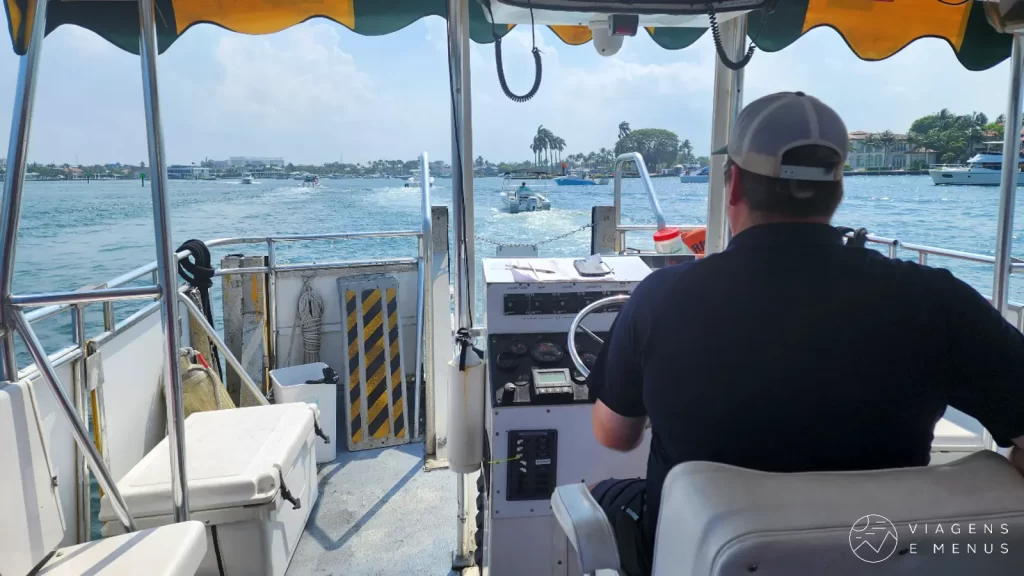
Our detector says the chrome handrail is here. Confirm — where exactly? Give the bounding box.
[613,152,667,252]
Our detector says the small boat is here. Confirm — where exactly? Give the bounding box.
[240,173,258,185]
[679,166,710,183]
[500,177,552,213]
[405,175,436,188]
[554,172,599,186]
[301,174,320,187]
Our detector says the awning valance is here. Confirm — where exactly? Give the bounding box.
[4,0,1012,71]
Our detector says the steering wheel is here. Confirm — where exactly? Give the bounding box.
[567,294,631,378]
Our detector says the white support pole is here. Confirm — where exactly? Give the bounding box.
[0,0,48,380]
[447,0,475,567]
[138,0,190,522]
[988,34,1024,451]
[705,16,747,256]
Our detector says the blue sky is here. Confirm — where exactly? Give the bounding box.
[0,18,1015,166]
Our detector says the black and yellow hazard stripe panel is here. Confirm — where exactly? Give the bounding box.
[386,287,407,439]
[338,276,410,451]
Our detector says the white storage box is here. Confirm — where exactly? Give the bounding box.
[100,404,319,576]
[270,362,337,463]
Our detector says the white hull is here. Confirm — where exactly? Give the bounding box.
[405,176,435,188]
[501,192,551,213]
[930,168,1024,186]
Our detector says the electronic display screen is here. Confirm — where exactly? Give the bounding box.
[537,370,569,386]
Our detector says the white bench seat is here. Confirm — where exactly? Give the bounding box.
[38,522,207,576]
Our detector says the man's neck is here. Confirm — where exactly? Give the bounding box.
[731,214,831,236]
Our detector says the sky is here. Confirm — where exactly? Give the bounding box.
[0,17,1016,166]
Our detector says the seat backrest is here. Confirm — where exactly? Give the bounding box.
[652,451,1024,575]
[0,379,67,575]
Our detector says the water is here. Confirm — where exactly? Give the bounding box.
[11,174,1024,357]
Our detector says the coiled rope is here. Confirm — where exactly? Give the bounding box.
[288,277,325,365]
[176,239,222,378]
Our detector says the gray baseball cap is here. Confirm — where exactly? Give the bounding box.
[713,91,848,182]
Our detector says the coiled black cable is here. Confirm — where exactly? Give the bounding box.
[485,0,543,102]
[707,2,756,71]
[176,239,223,378]
[495,41,543,103]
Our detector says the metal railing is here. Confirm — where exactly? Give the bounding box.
[611,153,708,253]
[5,155,435,539]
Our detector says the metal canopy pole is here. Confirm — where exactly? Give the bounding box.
[415,153,433,441]
[447,0,475,567]
[705,16,747,256]
[989,34,1024,451]
[993,34,1024,317]
[0,0,48,381]
[449,0,475,331]
[138,0,190,522]
[14,311,138,532]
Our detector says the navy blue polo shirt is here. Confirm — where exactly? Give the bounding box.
[587,222,1024,537]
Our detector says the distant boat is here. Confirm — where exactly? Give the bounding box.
[405,175,435,188]
[240,173,259,185]
[554,171,599,186]
[679,166,709,183]
[301,174,320,187]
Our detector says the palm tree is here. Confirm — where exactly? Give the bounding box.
[864,133,881,168]
[618,121,631,140]
[679,139,694,164]
[878,130,897,169]
[552,136,566,164]
[536,126,555,167]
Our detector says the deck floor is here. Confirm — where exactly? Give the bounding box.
[288,442,458,576]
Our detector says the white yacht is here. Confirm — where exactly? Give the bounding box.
[500,175,552,213]
[240,173,256,184]
[929,141,1024,185]
[3,3,1024,576]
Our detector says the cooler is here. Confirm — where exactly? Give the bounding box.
[99,404,319,576]
[270,361,337,463]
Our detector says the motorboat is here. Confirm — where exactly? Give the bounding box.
[500,176,552,213]
[3,2,1024,576]
[240,173,259,185]
[301,174,320,187]
[679,165,710,183]
[929,141,1024,185]
[552,174,598,184]
[405,174,436,187]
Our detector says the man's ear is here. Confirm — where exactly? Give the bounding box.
[726,165,743,207]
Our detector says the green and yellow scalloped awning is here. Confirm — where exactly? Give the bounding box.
[4,0,1013,71]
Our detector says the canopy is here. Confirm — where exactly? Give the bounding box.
[3,0,1012,71]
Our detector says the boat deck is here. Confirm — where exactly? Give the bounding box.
[288,442,457,576]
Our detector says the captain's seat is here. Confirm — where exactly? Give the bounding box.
[553,451,1024,576]
[1,378,207,576]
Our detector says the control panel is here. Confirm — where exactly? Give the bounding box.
[488,332,606,407]
[506,430,558,501]
[481,257,654,576]
[502,290,629,316]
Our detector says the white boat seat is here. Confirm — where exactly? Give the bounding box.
[38,521,207,576]
[552,450,1024,576]
[0,378,207,576]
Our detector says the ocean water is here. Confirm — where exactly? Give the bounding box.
[10,174,1024,358]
